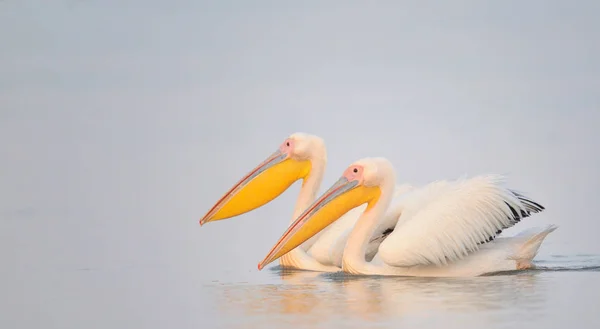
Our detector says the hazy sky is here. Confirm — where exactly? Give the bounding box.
[1,1,599,328]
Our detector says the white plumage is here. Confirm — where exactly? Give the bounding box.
[377,175,545,268]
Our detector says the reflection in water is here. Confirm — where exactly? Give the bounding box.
[213,268,549,328]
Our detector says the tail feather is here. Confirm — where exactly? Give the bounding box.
[511,224,558,262]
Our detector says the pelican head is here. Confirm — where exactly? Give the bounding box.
[258,157,396,270]
[199,133,327,226]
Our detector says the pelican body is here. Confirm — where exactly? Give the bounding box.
[258,157,555,277]
[199,133,411,272]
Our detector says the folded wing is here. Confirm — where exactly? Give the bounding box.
[377,175,544,267]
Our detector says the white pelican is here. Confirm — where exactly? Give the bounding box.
[199,133,413,272]
[258,157,555,277]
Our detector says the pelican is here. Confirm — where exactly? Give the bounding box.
[199,133,413,272]
[258,157,555,277]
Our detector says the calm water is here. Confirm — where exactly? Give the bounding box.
[3,1,600,328]
[4,208,600,328]
[5,232,600,329]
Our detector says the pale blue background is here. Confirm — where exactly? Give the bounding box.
[2,1,599,328]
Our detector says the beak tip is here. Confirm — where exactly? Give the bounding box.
[257,263,263,271]
[199,214,214,226]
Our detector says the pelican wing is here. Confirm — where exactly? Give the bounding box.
[377,175,544,267]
